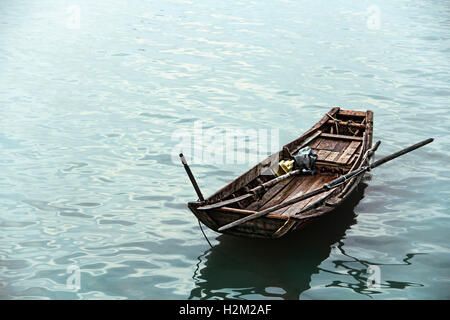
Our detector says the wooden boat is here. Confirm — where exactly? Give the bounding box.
[187,107,373,239]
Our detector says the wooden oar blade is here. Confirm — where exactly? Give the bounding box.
[198,193,254,211]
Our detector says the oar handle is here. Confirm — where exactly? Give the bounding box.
[324,167,365,190]
[324,138,433,190]
[370,138,434,169]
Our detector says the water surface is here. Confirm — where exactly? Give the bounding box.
[0,0,449,299]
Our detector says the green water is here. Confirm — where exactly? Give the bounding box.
[0,0,449,299]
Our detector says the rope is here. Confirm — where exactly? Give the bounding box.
[327,112,340,134]
[198,219,213,249]
[347,120,356,135]
[362,147,375,171]
[328,113,360,135]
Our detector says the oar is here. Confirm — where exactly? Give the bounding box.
[218,138,434,232]
[198,168,303,211]
[180,153,204,202]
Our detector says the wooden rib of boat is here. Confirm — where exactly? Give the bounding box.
[188,107,373,239]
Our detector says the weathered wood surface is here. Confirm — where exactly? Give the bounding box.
[280,175,335,216]
[259,176,304,210]
[246,177,294,210]
[339,133,368,198]
[326,120,366,128]
[333,140,351,153]
[310,137,356,165]
[210,208,287,238]
[272,175,318,215]
[366,110,374,149]
[316,149,331,161]
[336,141,361,164]
[337,110,367,117]
[325,151,340,162]
[309,137,323,149]
[320,133,363,141]
[293,188,337,216]
[317,139,338,151]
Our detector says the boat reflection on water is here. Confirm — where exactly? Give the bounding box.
[189,182,369,300]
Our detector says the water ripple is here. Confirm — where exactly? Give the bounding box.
[1,0,449,300]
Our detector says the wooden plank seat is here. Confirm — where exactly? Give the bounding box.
[320,133,363,141]
[306,132,362,166]
[337,110,367,117]
[326,120,365,129]
[336,141,361,164]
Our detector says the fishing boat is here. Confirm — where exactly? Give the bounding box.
[184,107,373,238]
[181,107,432,239]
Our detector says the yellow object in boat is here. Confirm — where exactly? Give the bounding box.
[279,160,294,174]
[268,160,295,177]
